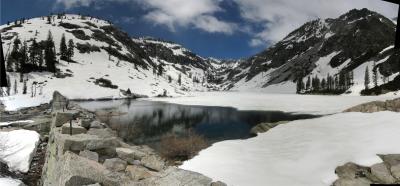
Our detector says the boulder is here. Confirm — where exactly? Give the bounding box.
[250,121,288,135]
[81,118,93,129]
[211,181,228,186]
[344,98,400,113]
[116,147,147,164]
[143,167,213,186]
[391,164,400,180]
[125,165,153,181]
[370,163,396,184]
[333,178,372,186]
[141,155,165,172]
[52,111,79,127]
[61,123,87,135]
[90,121,106,129]
[103,158,127,172]
[335,162,370,179]
[79,150,99,162]
[83,184,101,186]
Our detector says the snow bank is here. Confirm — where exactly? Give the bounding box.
[0,178,24,186]
[150,92,397,115]
[0,120,34,127]
[0,130,40,173]
[181,112,400,186]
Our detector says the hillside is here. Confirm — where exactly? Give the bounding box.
[224,8,400,95]
[0,14,221,109]
[1,9,400,110]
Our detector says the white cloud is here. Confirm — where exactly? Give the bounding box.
[233,0,398,46]
[55,0,237,34]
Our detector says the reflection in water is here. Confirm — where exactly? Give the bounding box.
[77,99,318,150]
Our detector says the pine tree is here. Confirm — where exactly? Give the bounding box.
[67,39,74,61]
[372,61,378,88]
[18,41,28,73]
[321,78,326,91]
[157,63,164,77]
[47,16,51,24]
[60,34,68,60]
[178,74,182,86]
[168,75,172,83]
[29,39,40,66]
[13,79,18,95]
[296,77,304,94]
[22,80,27,94]
[364,66,370,90]
[45,31,57,73]
[306,76,311,91]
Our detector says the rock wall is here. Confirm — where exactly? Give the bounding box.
[41,92,225,186]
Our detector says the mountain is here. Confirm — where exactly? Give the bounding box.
[1,9,399,109]
[0,14,221,107]
[224,8,400,95]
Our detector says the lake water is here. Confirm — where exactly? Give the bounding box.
[76,99,318,149]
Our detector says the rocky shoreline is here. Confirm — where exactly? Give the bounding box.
[37,92,225,186]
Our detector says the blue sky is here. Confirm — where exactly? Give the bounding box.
[0,0,397,59]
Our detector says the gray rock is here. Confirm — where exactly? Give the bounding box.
[52,111,79,127]
[211,181,228,186]
[344,98,400,113]
[390,164,400,179]
[370,163,396,184]
[143,167,213,186]
[335,162,370,179]
[81,118,93,129]
[61,123,87,135]
[116,147,146,164]
[90,121,105,129]
[141,155,165,172]
[83,184,101,186]
[333,178,372,186]
[79,150,99,162]
[125,165,153,181]
[250,121,289,135]
[380,154,400,167]
[103,158,127,172]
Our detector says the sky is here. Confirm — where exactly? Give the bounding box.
[0,0,398,59]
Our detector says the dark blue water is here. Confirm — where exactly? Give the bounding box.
[76,99,318,148]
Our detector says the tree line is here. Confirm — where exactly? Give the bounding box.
[297,71,354,94]
[6,31,74,77]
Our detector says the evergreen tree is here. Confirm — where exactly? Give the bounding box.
[364,66,370,90]
[306,76,311,91]
[67,39,74,61]
[14,79,18,95]
[22,80,27,94]
[38,50,44,70]
[372,61,378,88]
[321,78,326,91]
[168,75,172,83]
[47,16,51,24]
[296,77,304,94]
[45,31,56,73]
[178,74,182,86]
[157,63,164,77]
[60,34,68,60]
[18,41,28,73]
[29,39,40,66]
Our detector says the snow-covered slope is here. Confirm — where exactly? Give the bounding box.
[0,14,221,110]
[224,8,400,95]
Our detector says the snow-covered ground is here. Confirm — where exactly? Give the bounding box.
[150,91,398,115]
[0,130,40,173]
[181,111,400,186]
[0,177,24,186]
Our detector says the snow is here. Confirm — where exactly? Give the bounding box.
[181,111,400,186]
[0,130,40,173]
[0,178,24,186]
[380,45,394,54]
[0,120,34,127]
[150,91,397,115]
[0,15,216,111]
